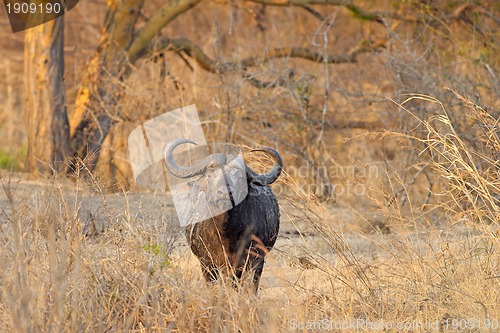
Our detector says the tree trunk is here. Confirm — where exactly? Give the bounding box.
[68,0,145,172]
[68,0,202,173]
[24,17,70,175]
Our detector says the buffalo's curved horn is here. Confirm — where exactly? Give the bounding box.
[163,138,226,179]
[246,148,283,185]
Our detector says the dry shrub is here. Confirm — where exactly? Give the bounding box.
[390,89,499,226]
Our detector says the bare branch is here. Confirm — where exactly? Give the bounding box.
[127,0,203,63]
[129,0,496,64]
[244,0,347,6]
[242,73,285,89]
[343,4,441,24]
[103,0,145,52]
[245,0,493,27]
[148,36,383,68]
[345,3,500,26]
[243,0,407,24]
[302,5,326,21]
[144,36,384,88]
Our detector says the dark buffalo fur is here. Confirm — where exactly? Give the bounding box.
[164,139,282,292]
[185,183,280,292]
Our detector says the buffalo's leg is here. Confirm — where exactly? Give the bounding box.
[201,264,220,283]
[251,258,264,293]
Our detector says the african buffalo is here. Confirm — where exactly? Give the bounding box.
[163,138,282,292]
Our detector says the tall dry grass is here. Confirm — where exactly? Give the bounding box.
[0,91,499,332]
[388,89,499,226]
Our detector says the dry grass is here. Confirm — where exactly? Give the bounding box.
[0,94,498,332]
[1,1,499,331]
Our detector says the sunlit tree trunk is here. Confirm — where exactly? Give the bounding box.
[68,0,202,173]
[68,0,145,172]
[24,17,70,175]
[23,0,202,176]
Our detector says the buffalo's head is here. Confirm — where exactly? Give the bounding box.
[163,138,282,225]
[163,138,282,186]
